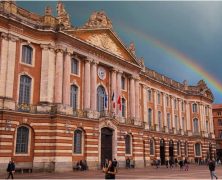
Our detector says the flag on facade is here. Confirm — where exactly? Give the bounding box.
[111,92,115,109]
[117,95,121,111]
[105,95,108,108]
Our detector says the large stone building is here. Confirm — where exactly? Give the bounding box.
[213,104,222,160]
[0,1,216,172]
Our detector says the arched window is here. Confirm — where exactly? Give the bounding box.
[19,75,31,104]
[148,108,152,127]
[177,141,181,156]
[22,45,33,64]
[157,92,161,104]
[122,98,126,117]
[193,118,199,133]
[150,139,155,155]
[70,85,78,109]
[74,129,83,154]
[125,134,131,154]
[16,126,29,154]
[192,103,198,113]
[167,113,171,129]
[195,143,201,156]
[71,58,79,75]
[148,90,152,102]
[97,86,106,112]
[158,111,162,130]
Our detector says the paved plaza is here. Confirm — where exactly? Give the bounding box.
[1,165,222,179]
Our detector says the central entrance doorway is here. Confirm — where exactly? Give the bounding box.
[101,127,113,167]
[169,140,174,161]
[160,139,165,165]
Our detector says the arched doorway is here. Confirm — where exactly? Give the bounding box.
[160,139,165,165]
[101,127,113,167]
[169,140,174,160]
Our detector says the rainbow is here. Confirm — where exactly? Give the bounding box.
[117,22,222,95]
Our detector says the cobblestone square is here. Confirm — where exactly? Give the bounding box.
[1,165,221,179]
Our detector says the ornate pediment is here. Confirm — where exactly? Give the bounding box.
[86,33,122,57]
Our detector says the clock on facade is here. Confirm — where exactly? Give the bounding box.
[98,66,106,80]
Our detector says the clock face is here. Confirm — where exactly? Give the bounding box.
[98,66,106,80]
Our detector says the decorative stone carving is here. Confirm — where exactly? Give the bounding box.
[86,33,122,57]
[56,1,71,29]
[83,10,112,29]
[128,42,136,55]
[45,6,52,16]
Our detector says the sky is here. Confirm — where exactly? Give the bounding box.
[17,1,222,103]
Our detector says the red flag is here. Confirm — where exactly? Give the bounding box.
[117,96,121,111]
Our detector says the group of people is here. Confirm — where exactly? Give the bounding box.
[75,160,88,171]
[103,158,118,179]
[165,158,189,171]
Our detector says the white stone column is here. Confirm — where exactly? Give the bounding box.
[63,49,72,105]
[0,33,9,97]
[84,59,91,110]
[209,107,214,133]
[129,76,135,119]
[171,96,175,129]
[135,78,140,122]
[186,101,191,134]
[162,92,167,132]
[178,99,182,132]
[5,34,18,98]
[153,90,158,130]
[116,70,122,116]
[143,86,148,127]
[199,104,204,133]
[90,60,98,111]
[54,46,64,104]
[111,69,117,114]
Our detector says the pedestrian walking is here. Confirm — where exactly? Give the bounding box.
[105,160,117,179]
[169,158,174,169]
[165,159,169,168]
[113,158,118,172]
[184,158,189,171]
[179,159,183,170]
[6,160,15,179]
[208,159,218,180]
[126,157,130,169]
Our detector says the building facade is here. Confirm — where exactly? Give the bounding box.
[0,1,216,172]
[213,104,222,160]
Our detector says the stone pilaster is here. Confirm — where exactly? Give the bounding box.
[153,90,158,131]
[5,34,18,99]
[84,58,91,110]
[162,92,167,132]
[143,86,148,129]
[178,99,182,133]
[90,60,98,111]
[135,78,140,124]
[111,68,117,114]
[129,76,135,119]
[186,101,192,136]
[40,44,56,103]
[54,45,65,104]
[171,96,175,130]
[0,33,9,97]
[63,49,72,105]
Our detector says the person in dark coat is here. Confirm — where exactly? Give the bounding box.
[106,160,117,179]
[208,160,218,180]
[179,160,183,170]
[126,157,130,168]
[7,160,15,179]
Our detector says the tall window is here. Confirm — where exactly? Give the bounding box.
[16,126,29,154]
[74,129,82,154]
[174,99,177,109]
[97,86,106,112]
[122,98,126,117]
[158,111,162,130]
[121,76,125,90]
[206,121,209,133]
[181,101,184,111]
[166,95,169,107]
[218,119,222,126]
[148,90,152,102]
[157,92,161,104]
[71,58,79,75]
[22,45,33,64]
[175,115,178,130]
[205,106,209,116]
[19,75,31,104]
[218,112,222,116]
[193,118,199,133]
[192,103,198,113]
[195,143,201,156]
[150,139,155,155]
[70,85,78,109]
[167,113,171,129]
[125,135,131,154]
[219,131,222,139]
[177,141,181,156]
[182,117,185,131]
[148,108,152,127]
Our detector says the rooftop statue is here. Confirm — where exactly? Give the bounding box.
[129,42,136,55]
[83,10,112,29]
[56,1,71,29]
